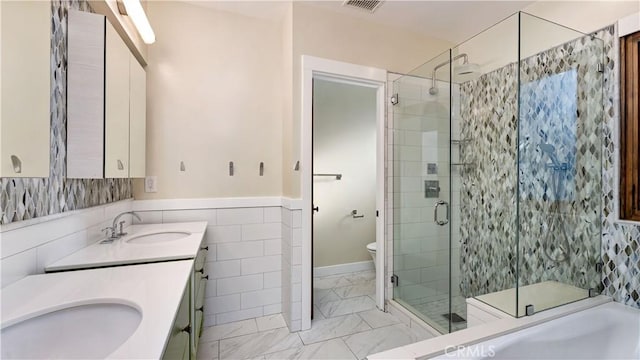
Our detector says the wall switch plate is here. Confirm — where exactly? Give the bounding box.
[145,176,158,193]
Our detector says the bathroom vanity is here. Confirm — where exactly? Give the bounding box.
[1,261,193,359]
[45,221,209,359]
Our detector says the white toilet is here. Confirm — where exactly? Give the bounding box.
[366,242,376,268]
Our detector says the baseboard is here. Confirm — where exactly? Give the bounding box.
[313,260,374,277]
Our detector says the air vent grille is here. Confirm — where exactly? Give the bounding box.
[343,0,383,13]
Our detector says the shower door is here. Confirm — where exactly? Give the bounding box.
[390,50,459,333]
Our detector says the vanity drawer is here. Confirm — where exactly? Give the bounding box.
[194,246,208,272]
[195,309,204,340]
[163,282,191,360]
[195,275,207,311]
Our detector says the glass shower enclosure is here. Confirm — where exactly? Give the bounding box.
[390,12,604,334]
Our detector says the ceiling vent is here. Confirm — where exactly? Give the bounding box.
[343,0,383,13]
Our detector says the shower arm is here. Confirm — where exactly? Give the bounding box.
[431,53,468,90]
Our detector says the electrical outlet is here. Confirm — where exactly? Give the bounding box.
[145,176,158,193]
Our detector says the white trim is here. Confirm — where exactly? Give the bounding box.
[133,197,284,211]
[313,260,374,278]
[301,55,387,331]
[618,11,640,37]
[281,197,304,210]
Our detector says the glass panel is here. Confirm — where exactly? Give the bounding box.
[517,12,604,316]
[454,13,520,318]
[391,49,453,333]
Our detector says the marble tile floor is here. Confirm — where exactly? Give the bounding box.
[197,271,434,359]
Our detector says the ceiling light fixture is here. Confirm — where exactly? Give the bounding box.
[117,0,155,44]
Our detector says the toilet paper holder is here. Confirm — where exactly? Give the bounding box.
[351,210,364,219]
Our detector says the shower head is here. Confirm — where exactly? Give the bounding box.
[429,53,480,95]
[456,62,481,76]
[539,143,561,167]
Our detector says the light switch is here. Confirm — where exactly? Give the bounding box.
[145,176,158,193]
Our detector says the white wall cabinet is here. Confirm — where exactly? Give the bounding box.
[67,10,105,179]
[129,54,146,178]
[0,1,51,177]
[67,10,146,179]
[104,23,131,178]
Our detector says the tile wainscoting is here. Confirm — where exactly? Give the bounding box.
[0,199,134,288]
[133,197,303,329]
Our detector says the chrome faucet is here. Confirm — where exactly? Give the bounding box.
[111,211,142,238]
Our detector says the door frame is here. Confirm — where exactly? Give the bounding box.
[301,55,387,330]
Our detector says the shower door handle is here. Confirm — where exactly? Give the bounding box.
[434,200,449,226]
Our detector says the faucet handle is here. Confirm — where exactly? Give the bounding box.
[101,226,116,240]
[118,220,127,236]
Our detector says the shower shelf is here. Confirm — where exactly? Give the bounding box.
[451,162,473,166]
[451,139,472,145]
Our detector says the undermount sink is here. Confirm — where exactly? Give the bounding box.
[1,303,141,359]
[125,231,191,244]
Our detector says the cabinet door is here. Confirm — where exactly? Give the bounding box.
[104,23,130,178]
[67,10,105,179]
[163,281,191,360]
[129,55,146,178]
[0,1,50,177]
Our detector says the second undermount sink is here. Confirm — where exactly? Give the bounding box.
[1,303,141,359]
[125,231,191,244]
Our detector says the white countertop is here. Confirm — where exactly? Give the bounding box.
[1,260,194,359]
[46,222,207,272]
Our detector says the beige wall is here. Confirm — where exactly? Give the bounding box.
[283,3,452,197]
[135,1,638,200]
[281,3,294,199]
[134,1,284,199]
[312,80,377,267]
[523,0,639,34]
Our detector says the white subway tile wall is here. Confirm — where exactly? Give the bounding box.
[135,205,292,327]
[0,199,134,288]
[281,206,303,331]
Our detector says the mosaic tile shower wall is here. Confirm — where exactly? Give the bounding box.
[459,33,604,298]
[601,25,640,309]
[518,35,603,292]
[0,0,132,225]
[459,64,519,297]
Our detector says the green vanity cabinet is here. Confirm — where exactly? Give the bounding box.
[162,280,191,360]
[191,245,209,357]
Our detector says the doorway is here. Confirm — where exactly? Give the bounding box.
[312,79,378,318]
[301,56,386,330]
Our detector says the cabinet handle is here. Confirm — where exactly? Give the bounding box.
[10,155,22,173]
[202,275,209,280]
[196,306,204,312]
[117,159,124,170]
[200,246,209,251]
[181,325,191,334]
[196,268,204,274]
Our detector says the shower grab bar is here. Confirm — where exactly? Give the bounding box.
[314,173,342,180]
[434,200,449,226]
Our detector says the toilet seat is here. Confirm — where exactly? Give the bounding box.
[366,242,376,252]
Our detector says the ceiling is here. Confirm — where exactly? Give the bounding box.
[181,0,537,44]
[306,0,536,44]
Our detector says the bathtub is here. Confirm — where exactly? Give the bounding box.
[434,302,640,359]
